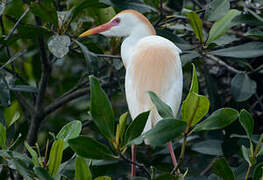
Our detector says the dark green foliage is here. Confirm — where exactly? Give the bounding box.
[0,0,262,179]
[213,158,236,180]
[68,136,115,160]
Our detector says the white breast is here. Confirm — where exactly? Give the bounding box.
[123,35,183,136]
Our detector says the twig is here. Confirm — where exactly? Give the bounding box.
[71,48,121,60]
[190,0,203,9]
[2,67,28,85]
[245,165,251,180]
[96,54,121,59]
[255,93,263,111]
[205,54,243,74]
[4,7,30,41]
[154,0,165,27]
[250,94,263,112]
[34,19,53,111]
[119,153,151,179]
[43,87,89,116]
[200,158,217,176]
[15,92,35,115]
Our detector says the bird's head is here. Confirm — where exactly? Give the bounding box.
[79,9,155,38]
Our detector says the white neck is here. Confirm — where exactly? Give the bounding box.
[121,24,154,68]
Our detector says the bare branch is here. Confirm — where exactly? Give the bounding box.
[205,54,243,74]
[44,87,89,116]
[96,54,121,59]
[15,92,35,115]
[4,7,30,41]
[26,14,52,146]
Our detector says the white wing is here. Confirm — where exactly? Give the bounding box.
[125,35,183,135]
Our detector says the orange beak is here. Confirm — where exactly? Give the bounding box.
[79,22,113,37]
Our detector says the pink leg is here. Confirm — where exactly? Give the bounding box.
[131,145,136,177]
[167,141,178,168]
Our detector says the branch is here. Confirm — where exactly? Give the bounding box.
[44,87,89,116]
[2,67,28,85]
[190,0,203,9]
[200,158,217,176]
[43,77,120,116]
[4,7,30,41]
[154,0,165,27]
[26,13,51,146]
[96,54,121,59]
[35,19,52,111]
[15,92,35,115]
[205,54,243,74]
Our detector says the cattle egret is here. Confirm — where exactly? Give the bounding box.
[80,9,183,177]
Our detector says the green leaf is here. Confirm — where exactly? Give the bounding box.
[181,53,201,67]
[0,150,34,180]
[94,176,111,180]
[193,108,239,132]
[74,40,98,72]
[0,122,6,149]
[30,1,58,26]
[104,0,156,13]
[233,14,263,26]
[34,167,54,180]
[213,158,236,180]
[24,141,40,167]
[246,28,263,39]
[242,145,251,166]
[205,0,230,21]
[181,92,210,126]
[48,139,64,177]
[144,119,186,146]
[124,111,149,145]
[4,101,20,127]
[72,0,109,19]
[131,177,147,180]
[75,156,92,180]
[189,64,199,94]
[188,11,203,43]
[48,35,71,58]
[213,34,239,46]
[246,8,263,22]
[181,64,209,126]
[0,150,33,166]
[68,136,115,160]
[239,109,254,139]
[231,73,257,102]
[155,173,175,180]
[56,120,82,149]
[211,42,263,58]
[117,112,128,145]
[147,91,173,118]
[253,162,263,180]
[17,24,52,39]
[207,9,241,43]
[192,139,223,156]
[89,76,115,140]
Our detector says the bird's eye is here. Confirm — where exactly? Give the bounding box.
[111,18,121,25]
